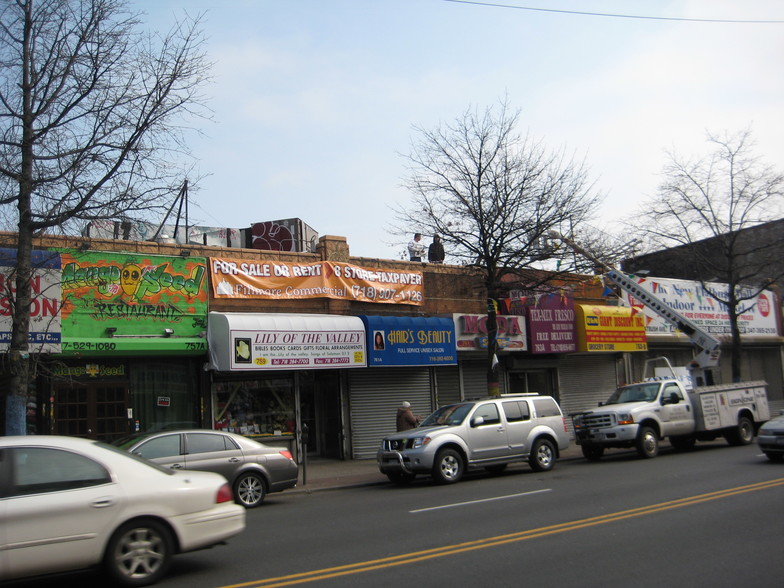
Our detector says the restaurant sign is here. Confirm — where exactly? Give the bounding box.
[59,251,208,355]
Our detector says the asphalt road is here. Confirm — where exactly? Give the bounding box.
[9,442,784,588]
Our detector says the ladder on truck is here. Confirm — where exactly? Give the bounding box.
[549,232,721,386]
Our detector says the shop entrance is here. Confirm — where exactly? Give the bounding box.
[52,382,130,442]
[299,371,343,459]
[507,369,558,402]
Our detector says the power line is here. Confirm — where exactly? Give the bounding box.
[442,0,784,24]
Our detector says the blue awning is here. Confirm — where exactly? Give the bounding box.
[360,316,457,367]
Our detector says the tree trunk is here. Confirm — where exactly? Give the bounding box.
[5,3,35,435]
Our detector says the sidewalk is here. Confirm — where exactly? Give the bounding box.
[291,443,589,493]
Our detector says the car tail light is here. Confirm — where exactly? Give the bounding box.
[279,449,294,461]
[562,417,568,433]
[216,483,234,504]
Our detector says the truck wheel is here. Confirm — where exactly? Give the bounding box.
[636,426,659,459]
[432,448,464,484]
[529,438,556,472]
[725,416,754,446]
[670,435,696,451]
[581,445,604,461]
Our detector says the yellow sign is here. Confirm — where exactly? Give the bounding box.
[209,258,424,305]
[576,305,647,352]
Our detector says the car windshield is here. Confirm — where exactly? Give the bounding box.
[605,383,660,405]
[420,403,474,427]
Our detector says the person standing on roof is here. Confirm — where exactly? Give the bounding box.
[408,233,426,261]
[396,401,420,431]
[428,234,445,263]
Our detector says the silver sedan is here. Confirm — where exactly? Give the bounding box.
[115,430,299,507]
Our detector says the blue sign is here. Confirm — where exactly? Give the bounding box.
[360,316,457,367]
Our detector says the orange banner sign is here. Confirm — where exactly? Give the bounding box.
[209,259,424,305]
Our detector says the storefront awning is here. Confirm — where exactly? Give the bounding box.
[360,315,457,367]
[207,312,367,372]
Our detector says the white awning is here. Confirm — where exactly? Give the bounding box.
[207,312,366,372]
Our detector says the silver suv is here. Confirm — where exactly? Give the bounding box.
[377,394,570,484]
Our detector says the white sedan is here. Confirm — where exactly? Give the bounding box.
[0,435,246,586]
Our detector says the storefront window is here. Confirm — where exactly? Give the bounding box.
[130,360,199,433]
[212,376,295,438]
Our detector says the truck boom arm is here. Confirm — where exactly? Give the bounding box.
[549,232,721,371]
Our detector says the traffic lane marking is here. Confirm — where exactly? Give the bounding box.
[409,488,552,513]
[220,477,784,588]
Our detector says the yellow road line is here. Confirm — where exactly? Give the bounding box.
[221,477,784,588]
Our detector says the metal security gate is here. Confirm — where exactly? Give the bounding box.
[434,365,461,406]
[557,354,619,437]
[460,359,506,398]
[348,368,432,459]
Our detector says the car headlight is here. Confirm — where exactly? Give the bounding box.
[411,436,431,449]
[617,413,634,425]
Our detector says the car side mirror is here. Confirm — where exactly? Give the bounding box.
[471,416,485,427]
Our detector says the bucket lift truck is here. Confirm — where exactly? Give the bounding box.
[549,232,769,460]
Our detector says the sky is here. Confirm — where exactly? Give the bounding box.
[138,0,784,260]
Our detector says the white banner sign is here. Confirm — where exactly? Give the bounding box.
[623,277,778,338]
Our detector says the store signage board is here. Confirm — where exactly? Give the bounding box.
[0,248,62,353]
[575,305,648,352]
[525,295,577,354]
[624,277,778,338]
[362,316,457,366]
[209,258,424,306]
[58,250,208,356]
[230,327,366,370]
[453,313,527,352]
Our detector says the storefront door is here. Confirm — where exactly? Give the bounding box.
[299,371,343,459]
[507,370,557,401]
[52,382,130,441]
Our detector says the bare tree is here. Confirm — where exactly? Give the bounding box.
[394,99,602,395]
[0,0,211,434]
[627,129,784,381]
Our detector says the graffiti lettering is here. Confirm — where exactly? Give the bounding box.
[92,301,184,322]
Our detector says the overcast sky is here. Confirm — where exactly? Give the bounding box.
[140,0,784,260]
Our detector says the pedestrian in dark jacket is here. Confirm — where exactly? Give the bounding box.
[428,234,445,263]
[396,401,420,431]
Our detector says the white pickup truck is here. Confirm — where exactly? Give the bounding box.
[572,365,770,460]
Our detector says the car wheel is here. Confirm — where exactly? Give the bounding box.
[581,445,604,461]
[432,448,464,484]
[764,452,784,462]
[104,519,174,587]
[234,472,266,508]
[726,416,754,446]
[529,438,556,472]
[387,472,416,485]
[636,426,659,459]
